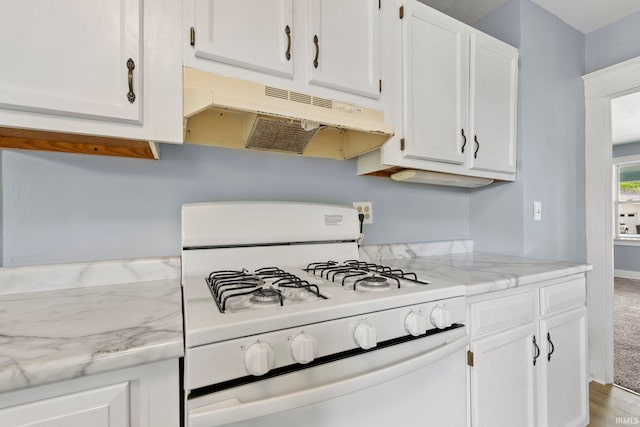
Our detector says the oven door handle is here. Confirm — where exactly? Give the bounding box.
[189,334,470,427]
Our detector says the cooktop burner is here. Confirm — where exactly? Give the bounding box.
[357,275,392,291]
[250,287,284,305]
[206,268,327,313]
[304,260,430,291]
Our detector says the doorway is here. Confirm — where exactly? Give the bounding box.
[611,132,640,394]
[584,56,640,384]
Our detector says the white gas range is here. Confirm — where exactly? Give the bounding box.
[181,202,468,427]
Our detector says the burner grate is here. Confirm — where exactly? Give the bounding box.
[304,260,429,291]
[206,267,326,313]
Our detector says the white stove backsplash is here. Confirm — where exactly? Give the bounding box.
[0,256,181,295]
[359,240,473,263]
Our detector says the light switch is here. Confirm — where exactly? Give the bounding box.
[533,201,542,222]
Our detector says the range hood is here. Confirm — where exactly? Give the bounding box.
[183,68,394,160]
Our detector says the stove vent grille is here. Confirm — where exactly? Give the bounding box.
[264,86,334,110]
[245,116,319,154]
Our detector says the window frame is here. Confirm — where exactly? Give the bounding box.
[614,154,640,242]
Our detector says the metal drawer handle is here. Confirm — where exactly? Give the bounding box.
[313,35,319,69]
[533,335,540,366]
[127,58,136,103]
[547,332,555,362]
[285,25,291,61]
[474,135,480,159]
[461,129,467,153]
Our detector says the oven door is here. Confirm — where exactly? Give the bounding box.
[187,328,469,427]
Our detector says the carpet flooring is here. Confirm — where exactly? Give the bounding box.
[614,277,640,394]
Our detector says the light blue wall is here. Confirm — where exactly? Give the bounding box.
[585,9,640,74]
[519,0,586,262]
[614,245,640,272]
[6,0,637,268]
[613,142,640,158]
[471,0,586,263]
[1,145,469,266]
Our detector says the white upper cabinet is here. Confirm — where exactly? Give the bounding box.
[0,0,183,145]
[358,1,518,183]
[399,3,518,174]
[0,0,142,123]
[186,0,382,103]
[401,2,467,164]
[193,0,294,78]
[469,31,518,173]
[307,0,380,98]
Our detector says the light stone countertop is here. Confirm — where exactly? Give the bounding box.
[0,244,590,395]
[0,278,183,394]
[367,251,592,296]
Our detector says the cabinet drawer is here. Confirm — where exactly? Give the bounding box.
[470,291,535,338]
[539,278,586,316]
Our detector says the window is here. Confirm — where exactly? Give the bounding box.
[615,159,640,239]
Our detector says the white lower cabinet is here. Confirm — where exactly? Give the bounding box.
[0,359,179,427]
[0,382,129,427]
[469,324,537,427]
[538,308,589,427]
[468,276,588,427]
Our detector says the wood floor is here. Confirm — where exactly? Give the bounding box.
[590,381,640,426]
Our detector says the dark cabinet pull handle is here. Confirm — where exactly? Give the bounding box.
[127,58,136,103]
[285,25,291,61]
[313,35,319,68]
[474,135,480,159]
[547,332,555,362]
[461,129,467,153]
[533,335,540,366]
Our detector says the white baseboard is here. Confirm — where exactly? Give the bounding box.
[614,269,640,280]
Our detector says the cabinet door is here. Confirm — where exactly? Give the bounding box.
[468,31,518,173]
[307,0,380,98]
[192,0,293,78]
[0,0,141,124]
[0,382,129,427]
[469,323,537,427]
[401,3,468,164]
[538,308,588,427]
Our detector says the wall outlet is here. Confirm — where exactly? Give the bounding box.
[353,202,373,224]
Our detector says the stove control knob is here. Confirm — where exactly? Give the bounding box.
[291,332,317,364]
[404,311,428,337]
[244,341,276,376]
[430,306,452,329]
[354,323,377,350]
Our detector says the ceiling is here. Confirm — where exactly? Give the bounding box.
[420,0,640,33]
